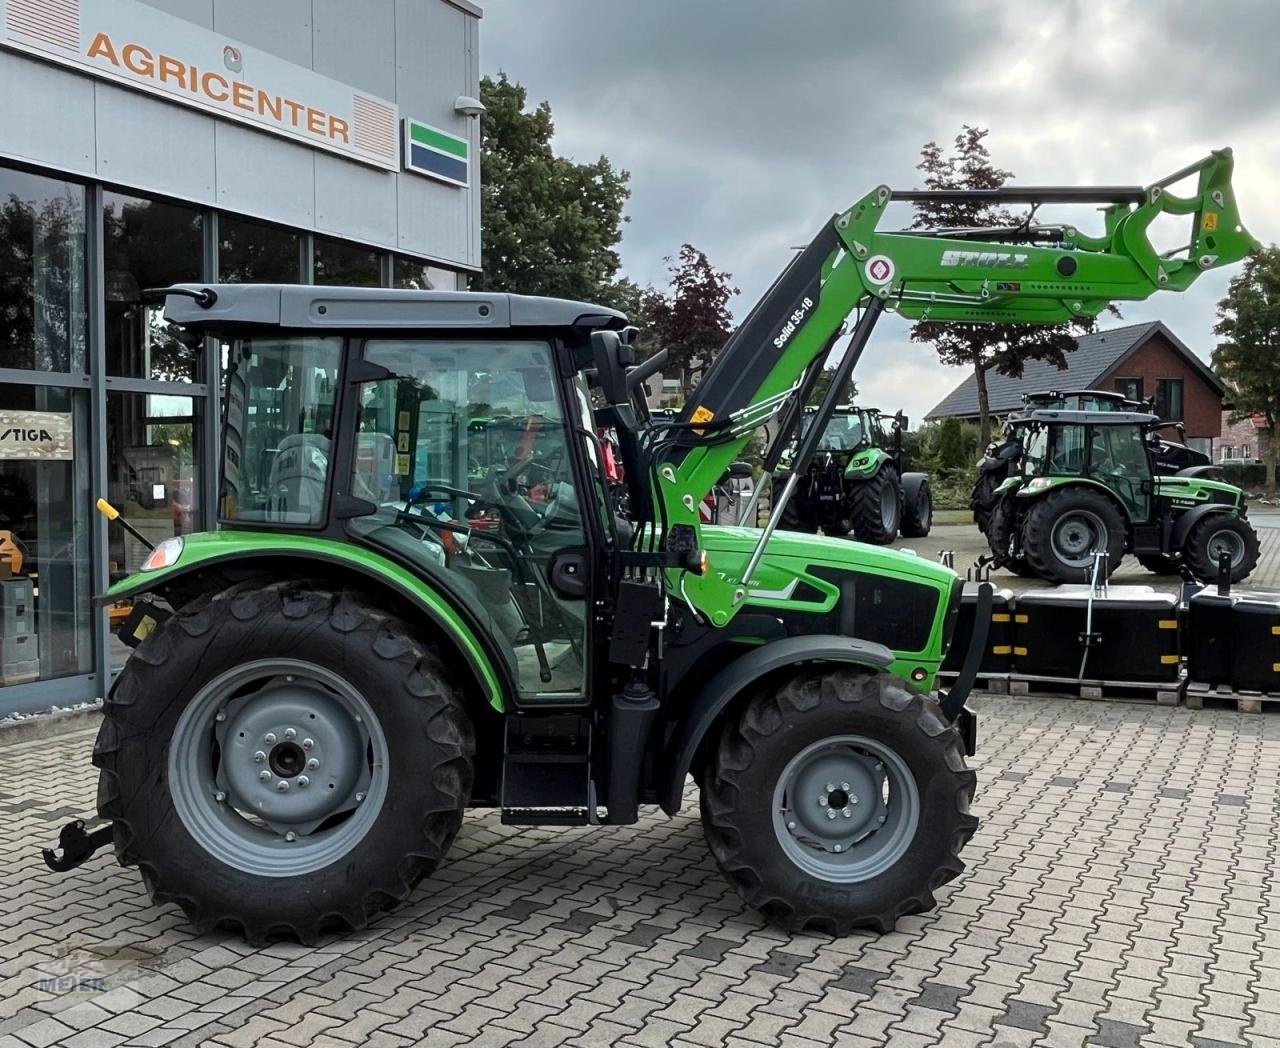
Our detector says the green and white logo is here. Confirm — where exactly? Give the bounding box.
[403,119,469,188]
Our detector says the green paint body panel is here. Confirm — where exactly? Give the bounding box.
[1154,475,1244,506]
[106,531,507,711]
[843,446,888,479]
[698,525,954,690]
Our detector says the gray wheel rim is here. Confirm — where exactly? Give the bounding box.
[881,487,899,531]
[772,734,920,883]
[1206,527,1246,568]
[1051,509,1107,568]
[919,490,933,529]
[168,658,389,877]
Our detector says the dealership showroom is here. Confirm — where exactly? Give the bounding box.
[0,0,483,714]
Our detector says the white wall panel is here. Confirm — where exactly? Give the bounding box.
[137,0,213,29]
[312,0,396,100]
[213,121,315,229]
[94,82,216,202]
[314,152,396,244]
[0,53,96,173]
[213,0,312,67]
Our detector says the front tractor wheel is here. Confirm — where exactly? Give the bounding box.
[701,669,977,935]
[852,466,902,545]
[1022,487,1127,584]
[1182,514,1260,583]
[93,583,475,944]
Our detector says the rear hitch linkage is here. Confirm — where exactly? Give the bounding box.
[42,819,114,873]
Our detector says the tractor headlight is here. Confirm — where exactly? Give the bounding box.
[1026,477,1052,492]
[141,537,184,572]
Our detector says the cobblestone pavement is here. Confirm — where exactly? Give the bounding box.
[3,697,1280,1048]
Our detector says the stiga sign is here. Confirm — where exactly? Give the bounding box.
[0,411,73,460]
[0,0,399,170]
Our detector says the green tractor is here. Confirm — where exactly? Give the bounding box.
[46,151,1255,943]
[775,405,932,542]
[978,408,1259,583]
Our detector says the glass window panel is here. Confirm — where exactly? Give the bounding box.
[105,391,201,666]
[0,384,92,682]
[1113,377,1143,402]
[0,168,86,372]
[1155,379,1184,422]
[347,339,589,698]
[220,335,342,525]
[393,256,459,290]
[313,236,380,286]
[103,191,202,381]
[218,214,302,283]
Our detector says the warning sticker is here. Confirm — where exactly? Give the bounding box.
[690,405,715,435]
[865,255,895,286]
[1202,212,1219,232]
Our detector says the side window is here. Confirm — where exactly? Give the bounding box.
[1048,425,1086,474]
[346,339,590,700]
[221,336,342,525]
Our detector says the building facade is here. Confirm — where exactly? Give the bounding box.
[0,0,482,714]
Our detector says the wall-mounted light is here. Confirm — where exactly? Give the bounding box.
[454,95,485,118]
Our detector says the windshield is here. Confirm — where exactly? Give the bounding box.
[221,335,342,525]
[807,412,865,451]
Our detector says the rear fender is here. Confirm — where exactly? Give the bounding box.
[901,472,929,504]
[657,634,895,815]
[103,538,510,711]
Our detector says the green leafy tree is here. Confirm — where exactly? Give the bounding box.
[909,127,1094,447]
[643,244,738,392]
[1212,246,1280,497]
[477,73,631,303]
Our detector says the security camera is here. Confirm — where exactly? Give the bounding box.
[454,95,486,118]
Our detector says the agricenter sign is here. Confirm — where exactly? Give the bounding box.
[1,0,400,170]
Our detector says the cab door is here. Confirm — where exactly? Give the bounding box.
[1089,424,1152,520]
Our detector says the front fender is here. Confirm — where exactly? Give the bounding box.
[658,634,894,815]
[1171,503,1238,550]
[103,532,509,710]
[844,447,887,479]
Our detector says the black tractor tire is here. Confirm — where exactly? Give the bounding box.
[852,465,902,545]
[1022,487,1127,585]
[1136,553,1183,575]
[900,479,933,538]
[701,668,977,935]
[822,514,853,538]
[93,582,475,945]
[779,496,818,534]
[987,496,1035,577]
[1182,514,1261,584]
[970,470,1003,536]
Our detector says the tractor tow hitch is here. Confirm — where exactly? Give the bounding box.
[42,820,114,873]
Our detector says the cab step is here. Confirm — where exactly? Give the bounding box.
[500,807,591,826]
[500,713,594,816]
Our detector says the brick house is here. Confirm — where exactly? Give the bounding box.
[1218,411,1271,463]
[927,321,1226,456]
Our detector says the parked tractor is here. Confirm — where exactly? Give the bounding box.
[45,150,1256,944]
[976,408,1259,583]
[774,406,932,542]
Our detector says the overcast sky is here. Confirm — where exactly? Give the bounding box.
[479,0,1280,422]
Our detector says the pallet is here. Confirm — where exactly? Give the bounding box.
[1006,673,1185,706]
[1185,681,1280,714]
[936,670,1011,695]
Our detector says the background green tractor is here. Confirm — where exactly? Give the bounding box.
[776,406,932,542]
[982,409,1259,584]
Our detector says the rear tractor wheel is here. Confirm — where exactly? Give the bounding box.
[701,668,977,934]
[900,479,933,538]
[93,583,475,944]
[1022,487,1127,584]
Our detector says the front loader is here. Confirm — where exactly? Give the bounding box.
[47,150,1256,943]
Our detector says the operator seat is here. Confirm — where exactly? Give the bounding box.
[267,433,330,524]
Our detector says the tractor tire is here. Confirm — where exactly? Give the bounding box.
[852,466,902,545]
[1182,514,1261,584]
[822,514,853,538]
[987,496,1035,577]
[778,493,818,533]
[1022,487,1127,585]
[93,582,475,945]
[900,480,933,538]
[701,668,977,935]
[1136,553,1183,575]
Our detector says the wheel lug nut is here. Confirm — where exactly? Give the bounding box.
[850,795,859,804]
[834,844,843,853]
[298,776,309,788]
[264,732,277,745]
[843,809,853,818]
[286,675,296,683]
[284,727,296,739]
[355,792,366,803]
[302,739,314,751]
[817,797,827,806]
[787,821,796,830]
[826,809,837,820]
[306,758,319,770]
[841,782,851,791]
[285,831,296,842]
[276,780,290,792]
[259,770,271,782]
[214,791,226,802]
[253,751,266,763]
[825,782,836,793]
[215,709,226,722]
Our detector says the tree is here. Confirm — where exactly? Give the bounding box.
[477,73,631,304]
[909,127,1093,447]
[643,244,739,390]
[1212,246,1280,497]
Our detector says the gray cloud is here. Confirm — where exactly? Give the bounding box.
[480,0,1280,421]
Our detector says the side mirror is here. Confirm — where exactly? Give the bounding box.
[895,411,909,430]
[728,461,754,479]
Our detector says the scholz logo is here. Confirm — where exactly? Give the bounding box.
[223,45,242,73]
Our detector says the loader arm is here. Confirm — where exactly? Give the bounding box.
[651,149,1257,624]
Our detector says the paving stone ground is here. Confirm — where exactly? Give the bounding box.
[3,695,1280,1048]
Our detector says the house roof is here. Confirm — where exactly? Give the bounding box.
[925,321,1225,420]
